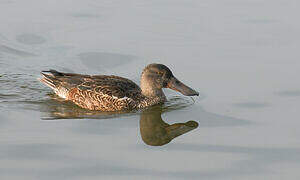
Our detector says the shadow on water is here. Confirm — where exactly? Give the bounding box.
[275,90,300,97]
[140,105,198,146]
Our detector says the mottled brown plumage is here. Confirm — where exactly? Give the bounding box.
[40,63,199,111]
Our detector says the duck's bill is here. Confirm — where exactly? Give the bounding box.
[167,77,199,96]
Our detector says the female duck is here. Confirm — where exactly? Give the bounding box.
[40,63,199,111]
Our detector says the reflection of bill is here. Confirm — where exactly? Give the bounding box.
[140,105,198,146]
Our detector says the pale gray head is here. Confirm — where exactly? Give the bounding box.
[140,63,199,97]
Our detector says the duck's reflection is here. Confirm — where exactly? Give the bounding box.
[39,96,199,146]
[140,105,198,146]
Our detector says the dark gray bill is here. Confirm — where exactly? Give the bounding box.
[167,77,199,96]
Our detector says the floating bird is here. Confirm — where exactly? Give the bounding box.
[40,63,199,111]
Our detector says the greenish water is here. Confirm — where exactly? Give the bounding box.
[1,0,300,180]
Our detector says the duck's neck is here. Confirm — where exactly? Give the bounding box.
[140,75,166,99]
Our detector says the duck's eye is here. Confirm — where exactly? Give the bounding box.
[157,71,163,76]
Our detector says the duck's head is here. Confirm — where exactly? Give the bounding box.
[140,63,199,97]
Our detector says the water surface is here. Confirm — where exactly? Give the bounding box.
[1,0,300,179]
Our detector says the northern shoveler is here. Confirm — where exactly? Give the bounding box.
[40,63,199,111]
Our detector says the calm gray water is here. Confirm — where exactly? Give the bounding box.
[1,0,300,179]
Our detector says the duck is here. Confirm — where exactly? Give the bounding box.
[39,63,199,111]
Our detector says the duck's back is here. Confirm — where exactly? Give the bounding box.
[40,70,143,111]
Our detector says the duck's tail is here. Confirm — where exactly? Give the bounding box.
[39,70,69,99]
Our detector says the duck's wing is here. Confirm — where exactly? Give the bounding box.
[40,70,141,110]
[81,74,141,99]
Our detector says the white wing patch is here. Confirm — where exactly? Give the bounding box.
[118,96,131,101]
[55,87,68,99]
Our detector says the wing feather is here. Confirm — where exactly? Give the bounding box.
[41,70,141,111]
